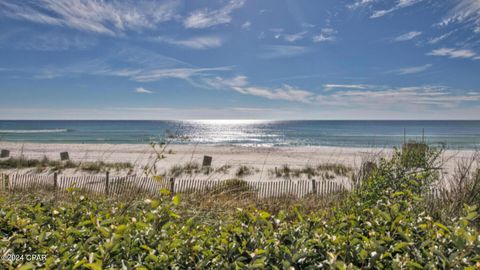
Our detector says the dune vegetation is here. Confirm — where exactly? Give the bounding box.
[0,145,479,269]
[0,156,133,173]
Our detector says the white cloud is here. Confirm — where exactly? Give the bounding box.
[282,31,308,42]
[317,85,480,108]
[26,46,233,85]
[323,84,368,91]
[126,67,232,82]
[313,28,337,43]
[204,76,315,103]
[440,0,480,33]
[156,36,223,49]
[241,85,314,102]
[370,0,423,18]
[428,48,478,59]
[135,87,153,94]
[259,45,310,59]
[206,75,480,108]
[394,31,422,42]
[0,0,179,36]
[241,21,251,30]
[394,64,432,75]
[184,0,245,29]
[347,0,377,9]
[203,75,248,90]
[427,31,455,44]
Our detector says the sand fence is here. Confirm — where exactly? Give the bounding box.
[0,173,348,198]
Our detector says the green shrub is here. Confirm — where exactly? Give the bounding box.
[0,145,479,269]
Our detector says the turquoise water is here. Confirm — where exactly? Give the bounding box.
[0,120,480,149]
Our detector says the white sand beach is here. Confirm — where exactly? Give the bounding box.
[0,142,477,186]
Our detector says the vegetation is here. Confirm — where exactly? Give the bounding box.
[235,165,258,177]
[0,144,479,268]
[0,156,133,173]
[270,163,353,179]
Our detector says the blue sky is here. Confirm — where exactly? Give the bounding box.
[0,0,480,120]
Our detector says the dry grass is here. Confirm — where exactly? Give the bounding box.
[0,156,133,173]
[269,163,353,179]
[427,151,480,224]
[176,178,347,217]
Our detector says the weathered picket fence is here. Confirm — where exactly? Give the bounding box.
[0,173,347,198]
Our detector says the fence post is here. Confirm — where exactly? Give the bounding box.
[53,172,58,193]
[53,172,58,190]
[311,179,316,195]
[7,174,10,192]
[169,178,175,194]
[105,171,110,195]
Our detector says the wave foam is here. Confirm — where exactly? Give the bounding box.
[0,129,69,134]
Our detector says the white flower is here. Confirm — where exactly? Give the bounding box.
[371,251,377,257]
[131,217,137,223]
[52,210,59,215]
[80,196,85,201]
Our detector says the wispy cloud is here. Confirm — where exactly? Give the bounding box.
[323,84,368,91]
[317,85,480,108]
[393,64,432,75]
[204,75,315,103]
[25,46,233,85]
[241,21,251,30]
[206,75,480,108]
[440,0,480,33]
[428,48,478,59]
[347,0,377,9]
[126,67,231,82]
[135,87,153,94]
[184,0,245,29]
[427,31,456,44]
[155,36,223,49]
[259,45,310,59]
[371,0,423,18]
[0,30,96,51]
[280,31,308,42]
[394,31,422,42]
[0,0,179,36]
[312,28,337,43]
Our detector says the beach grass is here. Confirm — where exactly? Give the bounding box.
[0,156,133,173]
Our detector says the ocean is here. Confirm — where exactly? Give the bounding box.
[0,120,479,149]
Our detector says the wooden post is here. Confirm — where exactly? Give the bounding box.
[311,179,317,195]
[105,171,110,195]
[169,178,175,194]
[53,172,58,192]
[4,174,10,190]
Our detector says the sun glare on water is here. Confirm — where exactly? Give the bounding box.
[186,119,272,125]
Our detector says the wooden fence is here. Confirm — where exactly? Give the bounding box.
[0,173,347,198]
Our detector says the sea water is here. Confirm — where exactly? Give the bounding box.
[0,120,479,149]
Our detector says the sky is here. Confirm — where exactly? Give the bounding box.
[0,0,480,120]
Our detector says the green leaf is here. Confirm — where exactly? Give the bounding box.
[393,242,411,251]
[160,188,171,196]
[172,195,180,206]
[84,263,102,270]
[434,222,451,233]
[258,210,271,219]
[18,263,35,270]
